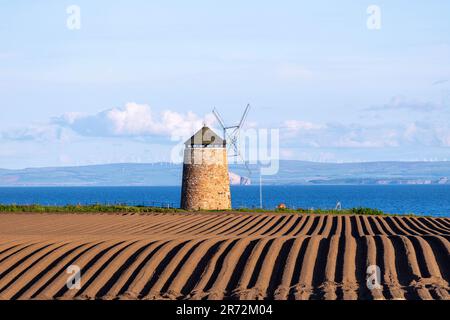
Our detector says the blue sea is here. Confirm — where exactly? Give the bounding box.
[0,185,450,217]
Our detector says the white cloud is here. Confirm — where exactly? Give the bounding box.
[282,119,450,149]
[435,126,450,147]
[54,103,216,140]
[59,112,86,124]
[2,103,218,146]
[366,95,443,112]
[432,79,449,86]
[107,103,159,135]
[0,125,72,142]
[284,120,325,131]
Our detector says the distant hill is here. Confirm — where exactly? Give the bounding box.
[1,161,450,186]
[0,163,181,187]
[231,161,450,185]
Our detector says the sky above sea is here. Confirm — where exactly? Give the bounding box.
[1,1,450,169]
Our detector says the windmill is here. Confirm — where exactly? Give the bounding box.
[212,104,251,176]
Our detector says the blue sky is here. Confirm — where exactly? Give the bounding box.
[1,0,450,168]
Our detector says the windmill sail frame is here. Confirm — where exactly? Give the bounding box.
[212,104,252,176]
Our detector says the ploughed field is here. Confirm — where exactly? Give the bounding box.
[0,212,449,300]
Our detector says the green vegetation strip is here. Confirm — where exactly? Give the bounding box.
[235,207,420,217]
[0,204,183,214]
[0,204,421,216]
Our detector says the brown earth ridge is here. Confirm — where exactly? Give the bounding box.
[0,212,448,300]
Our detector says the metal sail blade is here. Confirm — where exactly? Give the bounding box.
[212,104,252,165]
[238,104,251,128]
[212,108,227,129]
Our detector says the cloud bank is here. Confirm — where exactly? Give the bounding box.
[282,119,450,148]
[2,98,450,168]
[365,96,444,112]
[52,103,216,140]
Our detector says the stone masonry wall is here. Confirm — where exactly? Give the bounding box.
[181,147,231,210]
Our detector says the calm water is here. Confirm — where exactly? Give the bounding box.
[0,185,450,217]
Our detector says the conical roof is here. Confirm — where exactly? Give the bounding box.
[184,126,225,147]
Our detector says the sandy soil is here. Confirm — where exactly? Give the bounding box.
[0,212,448,300]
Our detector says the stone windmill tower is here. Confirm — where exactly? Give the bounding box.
[180,126,232,210]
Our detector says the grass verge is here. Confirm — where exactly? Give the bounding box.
[0,204,422,216]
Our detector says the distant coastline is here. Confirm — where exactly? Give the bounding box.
[1,160,450,187]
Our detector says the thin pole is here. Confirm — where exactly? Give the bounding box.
[259,173,263,209]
